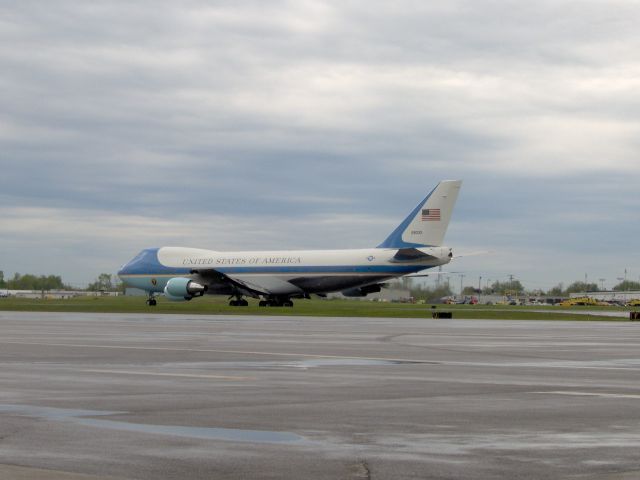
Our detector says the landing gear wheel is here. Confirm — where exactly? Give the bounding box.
[283,300,293,307]
[146,297,157,306]
[229,300,238,307]
[239,299,249,306]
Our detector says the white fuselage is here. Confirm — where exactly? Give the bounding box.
[118,246,452,297]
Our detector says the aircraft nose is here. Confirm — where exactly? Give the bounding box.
[118,248,159,278]
[117,256,137,277]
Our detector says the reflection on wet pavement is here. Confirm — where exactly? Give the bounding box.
[0,404,305,444]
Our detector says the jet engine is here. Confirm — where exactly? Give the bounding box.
[341,284,383,297]
[164,277,207,301]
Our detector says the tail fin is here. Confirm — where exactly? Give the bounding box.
[377,180,462,248]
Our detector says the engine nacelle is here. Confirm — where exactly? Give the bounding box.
[164,292,190,302]
[341,284,382,297]
[164,277,207,300]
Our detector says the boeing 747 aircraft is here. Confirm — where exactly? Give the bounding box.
[118,180,462,307]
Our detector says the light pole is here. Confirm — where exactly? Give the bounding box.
[599,278,605,291]
[459,274,465,296]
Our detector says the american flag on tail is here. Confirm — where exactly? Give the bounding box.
[421,208,440,221]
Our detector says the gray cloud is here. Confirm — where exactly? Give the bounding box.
[1,1,639,288]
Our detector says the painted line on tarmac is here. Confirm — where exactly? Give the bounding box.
[3,341,640,371]
[80,369,253,380]
[0,341,429,364]
[536,391,640,399]
[5,341,640,372]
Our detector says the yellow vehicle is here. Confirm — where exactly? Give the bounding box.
[559,297,609,307]
[627,299,640,307]
[559,297,598,307]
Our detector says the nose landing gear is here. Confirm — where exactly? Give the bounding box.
[146,293,157,306]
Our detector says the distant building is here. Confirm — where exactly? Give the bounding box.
[474,294,566,305]
[4,290,120,299]
[570,291,640,302]
[328,288,412,302]
[125,288,147,296]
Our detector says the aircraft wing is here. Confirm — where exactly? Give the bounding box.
[191,268,303,297]
[190,268,266,298]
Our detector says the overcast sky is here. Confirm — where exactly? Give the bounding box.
[1,0,639,290]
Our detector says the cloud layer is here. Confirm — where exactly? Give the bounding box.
[1,1,639,289]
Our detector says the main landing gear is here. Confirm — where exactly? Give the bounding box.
[228,292,294,307]
[229,298,249,307]
[258,298,293,307]
[228,293,248,306]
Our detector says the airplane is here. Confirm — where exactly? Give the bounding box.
[117,180,462,307]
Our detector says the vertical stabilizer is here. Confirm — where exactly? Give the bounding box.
[378,180,462,248]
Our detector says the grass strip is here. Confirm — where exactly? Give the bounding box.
[0,296,634,321]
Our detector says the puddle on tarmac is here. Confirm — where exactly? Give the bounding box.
[0,404,304,444]
[73,418,304,443]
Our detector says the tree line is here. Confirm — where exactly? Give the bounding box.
[2,269,639,297]
[463,279,640,296]
[0,271,70,291]
[0,271,121,292]
[395,277,640,301]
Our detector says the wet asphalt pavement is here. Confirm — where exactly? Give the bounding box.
[1,311,640,479]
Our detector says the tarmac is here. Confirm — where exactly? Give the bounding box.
[1,311,640,479]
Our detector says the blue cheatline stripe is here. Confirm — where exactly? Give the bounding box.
[122,265,429,276]
[377,185,438,249]
[216,265,426,274]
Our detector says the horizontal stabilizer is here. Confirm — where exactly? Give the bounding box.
[452,250,492,259]
[391,248,439,262]
[405,270,457,278]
